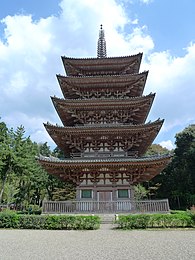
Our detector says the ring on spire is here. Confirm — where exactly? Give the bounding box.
[97,25,107,58]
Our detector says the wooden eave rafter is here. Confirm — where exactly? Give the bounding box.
[44,119,163,156]
[61,53,143,76]
[51,93,155,126]
[38,154,172,184]
[57,71,148,99]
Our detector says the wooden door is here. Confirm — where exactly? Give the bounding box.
[97,191,113,212]
[98,191,112,201]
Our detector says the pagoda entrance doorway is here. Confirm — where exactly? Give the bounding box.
[97,191,113,212]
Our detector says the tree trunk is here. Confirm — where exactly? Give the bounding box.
[177,195,181,209]
[0,179,6,203]
[0,167,11,203]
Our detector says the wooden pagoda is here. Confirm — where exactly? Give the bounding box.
[39,25,172,213]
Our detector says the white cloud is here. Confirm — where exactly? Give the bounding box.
[159,140,175,151]
[140,0,153,4]
[142,42,195,136]
[0,0,194,149]
[0,0,155,148]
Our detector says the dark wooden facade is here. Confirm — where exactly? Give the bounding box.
[39,26,172,206]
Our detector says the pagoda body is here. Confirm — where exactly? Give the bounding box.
[39,26,171,207]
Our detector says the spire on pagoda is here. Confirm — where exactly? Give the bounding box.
[97,24,107,58]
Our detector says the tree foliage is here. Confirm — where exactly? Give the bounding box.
[150,125,195,209]
[134,184,149,200]
[145,144,170,156]
[0,119,75,208]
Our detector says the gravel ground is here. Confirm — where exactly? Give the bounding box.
[0,228,195,260]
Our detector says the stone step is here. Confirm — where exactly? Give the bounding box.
[99,214,116,224]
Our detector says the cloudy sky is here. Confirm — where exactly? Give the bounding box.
[0,0,195,150]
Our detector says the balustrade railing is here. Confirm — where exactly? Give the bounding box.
[70,151,139,159]
[42,199,170,214]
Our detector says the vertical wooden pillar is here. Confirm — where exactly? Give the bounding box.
[76,187,81,200]
[112,187,117,201]
[130,185,135,200]
[93,183,97,201]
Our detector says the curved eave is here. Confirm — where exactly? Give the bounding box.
[38,154,172,183]
[51,93,155,126]
[38,153,172,164]
[57,71,148,99]
[61,53,143,76]
[44,119,163,133]
[44,119,164,156]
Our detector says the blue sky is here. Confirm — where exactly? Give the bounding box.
[0,0,61,19]
[129,0,195,56]
[0,0,195,150]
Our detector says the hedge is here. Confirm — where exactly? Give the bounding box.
[0,211,100,230]
[115,212,195,229]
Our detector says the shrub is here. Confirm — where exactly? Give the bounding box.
[117,214,150,229]
[187,210,195,227]
[0,210,19,228]
[116,212,195,230]
[0,212,100,230]
[18,215,45,229]
[49,215,101,230]
[147,213,193,228]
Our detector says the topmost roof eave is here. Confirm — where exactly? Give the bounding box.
[61,52,143,60]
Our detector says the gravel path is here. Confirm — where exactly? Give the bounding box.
[0,228,194,260]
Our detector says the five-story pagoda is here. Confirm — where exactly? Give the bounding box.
[39,25,172,210]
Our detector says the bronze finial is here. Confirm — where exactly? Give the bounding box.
[97,24,107,58]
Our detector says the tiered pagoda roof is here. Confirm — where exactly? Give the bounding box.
[39,25,172,185]
[51,93,155,126]
[62,53,142,76]
[44,119,163,157]
[57,71,148,99]
[39,154,171,185]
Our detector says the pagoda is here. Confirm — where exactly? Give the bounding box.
[39,25,172,209]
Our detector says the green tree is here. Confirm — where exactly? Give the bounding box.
[0,123,15,202]
[52,146,65,159]
[38,142,76,201]
[134,184,149,200]
[0,123,47,206]
[145,144,170,156]
[38,142,51,157]
[151,125,195,209]
[0,120,76,206]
